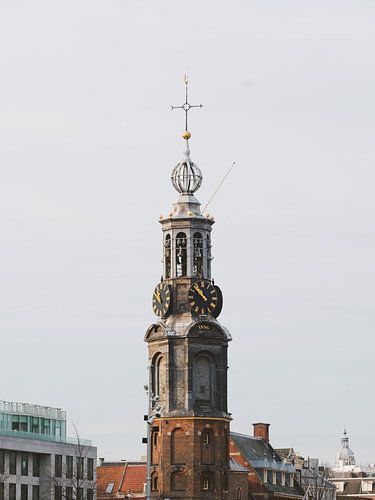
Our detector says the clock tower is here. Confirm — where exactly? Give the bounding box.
[145,79,232,499]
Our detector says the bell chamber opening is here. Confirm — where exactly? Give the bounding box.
[176,232,187,277]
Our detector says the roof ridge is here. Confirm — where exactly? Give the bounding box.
[231,431,261,440]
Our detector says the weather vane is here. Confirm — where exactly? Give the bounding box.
[171,74,203,135]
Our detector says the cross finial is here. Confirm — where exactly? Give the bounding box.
[171,74,203,136]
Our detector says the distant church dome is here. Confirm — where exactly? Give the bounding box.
[171,139,202,195]
[335,429,356,468]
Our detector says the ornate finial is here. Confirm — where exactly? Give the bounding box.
[171,74,203,137]
[171,139,202,195]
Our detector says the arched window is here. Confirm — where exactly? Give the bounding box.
[170,471,187,491]
[201,472,214,491]
[193,232,203,277]
[151,472,158,491]
[176,232,187,277]
[171,428,186,464]
[152,354,166,400]
[193,354,212,402]
[202,429,211,446]
[151,430,159,465]
[164,234,171,278]
[201,429,214,465]
[236,487,242,500]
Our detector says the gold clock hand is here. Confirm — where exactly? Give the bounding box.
[193,284,208,302]
[154,290,161,303]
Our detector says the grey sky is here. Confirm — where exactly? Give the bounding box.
[0,0,374,464]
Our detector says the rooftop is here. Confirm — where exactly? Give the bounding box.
[0,400,91,445]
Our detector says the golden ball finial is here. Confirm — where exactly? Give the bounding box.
[182,130,191,140]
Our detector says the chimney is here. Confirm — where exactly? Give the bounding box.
[98,458,105,466]
[253,423,270,443]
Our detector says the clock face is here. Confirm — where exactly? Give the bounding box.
[152,283,172,317]
[212,285,223,319]
[188,280,218,316]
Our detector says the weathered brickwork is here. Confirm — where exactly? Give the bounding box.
[150,417,230,499]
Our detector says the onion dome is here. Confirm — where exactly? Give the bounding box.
[171,135,203,195]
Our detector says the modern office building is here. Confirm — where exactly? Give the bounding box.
[0,400,96,500]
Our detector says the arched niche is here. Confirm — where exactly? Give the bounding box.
[193,353,215,403]
[170,428,186,465]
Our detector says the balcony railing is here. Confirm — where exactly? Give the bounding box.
[0,401,66,420]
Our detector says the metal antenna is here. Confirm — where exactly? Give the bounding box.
[202,161,237,214]
[171,74,203,131]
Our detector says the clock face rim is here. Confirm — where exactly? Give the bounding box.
[152,282,172,317]
[188,279,218,316]
[211,285,223,318]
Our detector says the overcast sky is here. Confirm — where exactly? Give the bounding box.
[0,0,374,464]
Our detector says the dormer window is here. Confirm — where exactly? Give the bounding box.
[176,232,187,277]
[193,232,203,277]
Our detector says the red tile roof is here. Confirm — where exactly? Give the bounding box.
[97,462,146,499]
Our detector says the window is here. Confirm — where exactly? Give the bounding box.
[31,417,40,434]
[151,431,159,465]
[87,458,94,481]
[151,473,158,491]
[0,450,4,474]
[164,234,171,278]
[77,488,83,500]
[77,457,84,480]
[193,232,203,276]
[267,469,273,483]
[202,430,211,446]
[55,486,62,500]
[153,354,166,399]
[105,484,114,494]
[87,489,94,500]
[201,429,214,465]
[176,232,187,277]
[32,485,39,500]
[55,455,62,478]
[21,453,28,476]
[9,484,16,500]
[9,451,17,475]
[206,234,212,276]
[201,472,213,491]
[153,432,158,446]
[20,417,28,432]
[41,418,50,435]
[0,483,4,500]
[11,416,20,431]
[33,454,40,477]
[21,485,28,500]
[65,487,73,500]
[236,487,242,500]
[66,456,73,479]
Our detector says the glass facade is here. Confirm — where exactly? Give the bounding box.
[0,401,67,443]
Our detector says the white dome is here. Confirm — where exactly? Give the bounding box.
[335,430,356,467]
[336,446,355,465]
